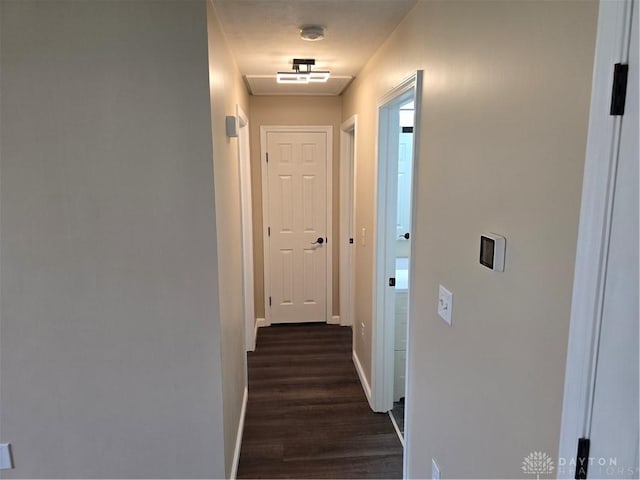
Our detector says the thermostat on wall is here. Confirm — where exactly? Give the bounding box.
[480,233,506,272]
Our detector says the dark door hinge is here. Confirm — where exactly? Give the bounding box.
[266,152,269,163]
[575,437,590,479]
[388,277,396,287]
[268,227,270,236]
[269,296,272,307]
[610,63,628,116]
[349,238,354,244]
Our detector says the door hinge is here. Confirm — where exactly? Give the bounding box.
[610,63,628,116]
[388,277,396,287]
[349,237,354,244]
[269,296,272,307]
[575,437,590,479]
[265,152,269,163]
[268,226,270,236]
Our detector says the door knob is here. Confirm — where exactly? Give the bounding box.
[399,232,410,240]
[311,237,325,245]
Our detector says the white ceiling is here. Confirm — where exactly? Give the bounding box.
[213,0,417,95]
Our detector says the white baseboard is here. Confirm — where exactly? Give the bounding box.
[230,386,248,480]
[256,317,269,328]
[388,411,405,448]
[340,316,352,327]
[329,315,340,325]
[353,349,373,410]
[251,320,259,351]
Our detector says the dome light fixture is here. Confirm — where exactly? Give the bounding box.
[300,25,325,41]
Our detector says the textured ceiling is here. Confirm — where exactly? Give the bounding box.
[213,0,417,95]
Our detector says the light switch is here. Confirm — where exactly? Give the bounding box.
[361,228,367,246]
[438,285,453,325]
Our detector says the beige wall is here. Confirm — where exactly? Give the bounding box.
[342,0,598,477]
[249,96,342,319]
[0,0,227,477]
[206,1,250,476]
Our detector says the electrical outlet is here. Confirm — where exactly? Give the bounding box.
[0,443,13,470]
[431,458,440,479]
[438,285,453,325]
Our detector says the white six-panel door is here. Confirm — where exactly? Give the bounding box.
[262,128,330,323]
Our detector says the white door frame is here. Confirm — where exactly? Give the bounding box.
[371,71,423,415]
[236,105,256,352]
[339,115,357,328]
[558,0,635,473]
[260,125,333,325]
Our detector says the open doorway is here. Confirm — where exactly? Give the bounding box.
[371,72,422,454]
[389,99,414,442]
[237,105,256,352]
[340,115,357,329]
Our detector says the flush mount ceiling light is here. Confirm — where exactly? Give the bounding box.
[276,58,331,84]
[300,25,325,41]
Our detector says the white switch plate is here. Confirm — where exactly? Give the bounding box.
[432,458,441,479]
[0,443,13,470]
[438,285,453,325]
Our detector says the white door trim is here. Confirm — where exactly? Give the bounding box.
[260,125,333,325]
[558,0,634,473]
[371,71,423,416]
[236,105,256,352]
[340,115,357,328]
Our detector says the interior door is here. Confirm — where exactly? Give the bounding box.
[396,128,413,239]
[586,6,638,477]
[393,108,414,404]
[265,130,328,323]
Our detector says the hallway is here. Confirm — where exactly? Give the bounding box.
[1,1,626,477]
[237,324,403,479]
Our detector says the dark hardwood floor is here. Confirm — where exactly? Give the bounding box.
[237,323,403,479]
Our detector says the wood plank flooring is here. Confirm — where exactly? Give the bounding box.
[237,323,403,479]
